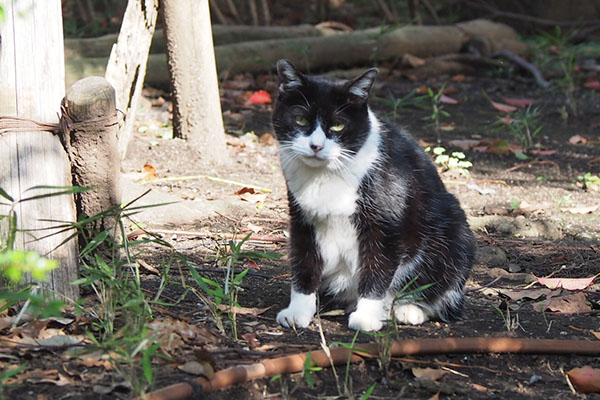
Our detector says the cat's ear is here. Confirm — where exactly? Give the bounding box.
[277,59,304,93]
[346,68,378,104]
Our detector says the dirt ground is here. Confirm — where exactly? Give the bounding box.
[4,61,600,399]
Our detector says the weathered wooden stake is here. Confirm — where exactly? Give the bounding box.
[104,0,159,159]
[61,77,122,236]
[0,0,79,300]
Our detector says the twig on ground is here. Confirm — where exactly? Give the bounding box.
[493,49,551,88]
[140,174,271,193]
[506,160,559,173]
[127,228,286,244]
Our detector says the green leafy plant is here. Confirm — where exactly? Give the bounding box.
[376,89,427,119]
[423,83,451,141]
[493,304,521,332]
[302,352,323,389]
[577,172,600,191]
[425,146,473,176]
[190,232,282,340]
[531,27,581,117]
[494,105,543,149]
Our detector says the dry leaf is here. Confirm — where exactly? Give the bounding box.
[138,259,160,275]
[402,53,426,68]
[535,275,597,290]
[147,317,218,350]
[532,292,591,314]
[412,367,449,381]
[259,132,276,145]
[472,383,491,392]
[448,139,481,150]
[490,100,517,113]
[143,163,158,180]
[217,305,270,316]
[502,97,534,107]
[178,360,214,377]
[241,333,261,348]
[562,205,599,214]
[498,288,553,301]
[451,74,468,82]
[529,149,557,156]
[440,94,459,104]
[569,134,588,145]
[567,366,600,393]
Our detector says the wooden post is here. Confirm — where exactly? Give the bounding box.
[0,0,79,300]
[104,0,159,159]
[62,77,122,236]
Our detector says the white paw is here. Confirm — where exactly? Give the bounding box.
[276,290,316,329]
[348,298,386,332]
[395,304,428,325]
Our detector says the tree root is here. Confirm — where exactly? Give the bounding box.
[142,337,600,400]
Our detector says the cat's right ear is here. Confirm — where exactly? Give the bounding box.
[277,59,304,93]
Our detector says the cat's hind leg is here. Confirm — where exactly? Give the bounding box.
[348,297,389,331]
[394,303,429,325]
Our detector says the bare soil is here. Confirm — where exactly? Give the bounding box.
[4,68,600,399]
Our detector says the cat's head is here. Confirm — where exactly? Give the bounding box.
[272,59,378,170]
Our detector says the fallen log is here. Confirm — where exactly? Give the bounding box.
[65,19,527,87]
[64,24,335,59]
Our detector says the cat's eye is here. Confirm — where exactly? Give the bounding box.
[330,123,345,132]
[295,116,309,126]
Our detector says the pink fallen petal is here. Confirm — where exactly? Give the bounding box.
[491,100,517,113]
[530,149,557,156]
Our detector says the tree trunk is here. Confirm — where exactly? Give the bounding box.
[61,77,122,239]
[105,0,159,159]
[161,0,227,164]
[0,0,79,301]
[64,19,526,88]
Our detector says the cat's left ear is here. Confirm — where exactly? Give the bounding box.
[346,68,378,104]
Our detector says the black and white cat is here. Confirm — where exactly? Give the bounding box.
[272,59,476,332]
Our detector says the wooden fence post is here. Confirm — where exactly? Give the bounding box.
[0,0,79,301]
[61,77,122,236]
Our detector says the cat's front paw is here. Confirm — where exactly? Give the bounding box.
[276,290,316,329]
[395,304,428,325]
[276,307,314,328]
[348,298,386,331]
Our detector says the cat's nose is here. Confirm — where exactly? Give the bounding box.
[310,143,324,153]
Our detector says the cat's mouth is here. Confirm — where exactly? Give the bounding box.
[300,154,330,167]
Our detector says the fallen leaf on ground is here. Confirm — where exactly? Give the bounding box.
[440,94,459,104]
[143,163,158,180]
[412,367,449,381]
[567,366,600,393]
[427,392,440,400]
[489,100,517,113]
[529,149,557,156]
[448,139,481,150]
[241,333,261,348]
[497,288,553,301]
[569,134,588,144]
[147,317,218,350]
[472,383,492,392]
[401,53,426,68]
[561,205,598,214]
[532,292,591,314]
[451,74,468,82]
[259,132,276,145]
[583,78,600,90]
[217,305,270,316]
[178,360,214,377]
[138,259,160,275]
[502,97,535,107]
[535,275,597,290]
[248,90,272,104]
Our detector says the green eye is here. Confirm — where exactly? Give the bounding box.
[295,116,308,126]
[331,123,345,132]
